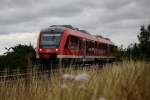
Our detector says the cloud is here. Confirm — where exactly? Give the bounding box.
[0,33,38,54]
[0,0,150,54]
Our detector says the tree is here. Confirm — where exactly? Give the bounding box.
[0,44,36,70]
[138,25,150,59]
[115,25,150,61]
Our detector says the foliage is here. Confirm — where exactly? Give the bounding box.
[115,45,126,61]
[116,24,150,61]
[138,25,150,59]
[0,44,35,70]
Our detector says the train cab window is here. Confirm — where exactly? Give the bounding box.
[65,35,81,50]
[40,32,61,48]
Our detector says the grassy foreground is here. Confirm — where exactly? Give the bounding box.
[0,61,150,100]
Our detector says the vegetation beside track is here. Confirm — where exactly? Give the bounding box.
[0,60,149,100]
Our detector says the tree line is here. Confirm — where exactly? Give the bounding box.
[0,44,36,70]
[116,24,150,61]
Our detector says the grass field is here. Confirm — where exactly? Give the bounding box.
[0,60,150,100]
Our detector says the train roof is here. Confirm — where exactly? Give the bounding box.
[64,27,114,45]
[40,25,114,45]
[40,25,65,33]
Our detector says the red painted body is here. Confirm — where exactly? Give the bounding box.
[36,26,116,62]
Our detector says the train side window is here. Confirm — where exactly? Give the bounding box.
[65,35,81,50]
[99,43,107,54]
[86,41,90,51]
[89,42,94,51]
[95,42,98,49]
[86,41,94,52]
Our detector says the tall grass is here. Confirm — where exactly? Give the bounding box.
[0,61,150,100]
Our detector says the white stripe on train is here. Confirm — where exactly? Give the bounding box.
[57,55,115,59]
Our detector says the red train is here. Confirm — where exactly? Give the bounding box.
[36,25,116,64]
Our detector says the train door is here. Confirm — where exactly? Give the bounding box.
[64,35,82,64]
[99,43,107,56]
[85,40,89,56]
[82,39,86,63]
[107,44,110,56]
[94,41,99,56]
[82,39,86,58]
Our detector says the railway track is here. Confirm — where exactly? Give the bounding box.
[0,63,108,83]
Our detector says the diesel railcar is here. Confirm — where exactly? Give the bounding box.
[36,25,116,64]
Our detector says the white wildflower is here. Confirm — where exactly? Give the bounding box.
[75,73,90,81]
[62,74,74,80]
[61,84,68,89]
[99,96,106,100]
[78,84,86,90]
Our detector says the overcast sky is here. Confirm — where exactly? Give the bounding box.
[0,0,150,55]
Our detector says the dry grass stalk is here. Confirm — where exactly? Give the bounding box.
[0,60,149,100]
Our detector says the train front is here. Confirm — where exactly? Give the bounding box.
[36,26,64,63]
